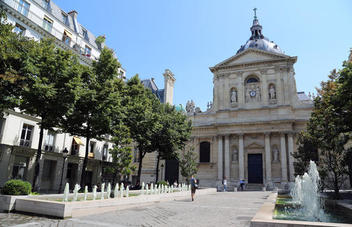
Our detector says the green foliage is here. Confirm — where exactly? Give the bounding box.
[296,61,352,198]
[2,179,32,195]
[179,146,198,179]
[0,10,36,115]
[293,131,319,176]
[61,47,123,187]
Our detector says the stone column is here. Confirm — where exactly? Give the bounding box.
[264,132,271,183]
[280,133,288,182]
[224,135,230,179]
[288,133,295,181]
[238,134,244,180]
[217,135,223,180]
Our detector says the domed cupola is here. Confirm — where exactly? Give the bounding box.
[236,8,283,55]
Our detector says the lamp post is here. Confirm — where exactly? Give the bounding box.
[58,148,69,193]
[161,163,164,181]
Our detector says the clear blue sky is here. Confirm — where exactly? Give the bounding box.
[58,0,352,110]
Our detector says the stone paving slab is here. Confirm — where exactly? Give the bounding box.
[0,191,271,227]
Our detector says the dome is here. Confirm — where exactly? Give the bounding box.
[236,10,283,55]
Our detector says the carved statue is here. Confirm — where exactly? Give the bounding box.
[230,89,237,103]
[256,86,261,101]
[272,147,279,162]
[195,107,201,113]
[186,100,195,114]
[269,85,276,100]
[207,101,213,110]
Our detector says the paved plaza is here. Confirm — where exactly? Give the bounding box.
[0,191,271,227]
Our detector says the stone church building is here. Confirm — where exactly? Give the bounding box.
[186,14,313,190]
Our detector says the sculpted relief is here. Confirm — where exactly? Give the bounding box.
[245,76,261,103]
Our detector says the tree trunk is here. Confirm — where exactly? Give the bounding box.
[155,153,160,183]
[80,135,90,188]
[137,149,144,183]
[333,171,340,199]
[32,125,44,192]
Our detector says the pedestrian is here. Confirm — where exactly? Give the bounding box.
[240,179,245,191]
[190,175,197,201]
[223,177,227,192]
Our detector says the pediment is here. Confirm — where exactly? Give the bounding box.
[213,48,290,68]
[245,142,264,150]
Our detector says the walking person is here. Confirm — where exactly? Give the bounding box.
[223,177,227,192]
[240,179,245,191]
[190,175,197,201]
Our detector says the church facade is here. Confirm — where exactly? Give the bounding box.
[186,14,313,190]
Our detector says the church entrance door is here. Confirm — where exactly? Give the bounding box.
[247,154,263,184]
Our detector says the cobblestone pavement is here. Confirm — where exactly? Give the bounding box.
[0,191,271,227]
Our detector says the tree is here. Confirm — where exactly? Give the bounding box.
[153,104,192,182]
[179,146,198,183]
[108,113,135,184]
[122,75,162,183]
[61,47,123,187]
[19,39,82,190]
[0,10,36,115]
[293,131,319,176]
[297,69,349,198]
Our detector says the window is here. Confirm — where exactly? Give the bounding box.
[62,30,72,46]
[62,12,69,25]
[41,0,50,10]
[133,149,138,162]
[89,141,96,153]
[84,45,92,57]
[20,124,33,147]
[102,144,108,161]
[17,0,30,16]
[81,27,89,40]
[199,141,210,163]
[12,156,29,180]
[246,77,259,83]
[71,137,83,155]
[42,16,53,33]
[44,131,55,152]
[13,23,26,35]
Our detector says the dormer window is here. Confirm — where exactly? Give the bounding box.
[82,27,89,40]
[62,12,69,26]
[42,0,50,11]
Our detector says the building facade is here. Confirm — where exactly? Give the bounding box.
[185,15,313,190]
[0,0,124,192]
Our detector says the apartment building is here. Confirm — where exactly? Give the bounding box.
[0,0,124,192]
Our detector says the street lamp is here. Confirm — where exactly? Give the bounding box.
[58,147,69,193]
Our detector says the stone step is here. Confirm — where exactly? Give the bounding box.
[244,184,264,191]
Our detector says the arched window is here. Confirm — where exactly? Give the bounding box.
[199,141,210,162]
[246,77,259,84]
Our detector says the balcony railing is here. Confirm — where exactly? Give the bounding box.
[2,0,98,61]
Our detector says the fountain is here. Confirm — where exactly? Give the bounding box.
[84,186,88,201]
[114,183,119,198]
[107,183,111,199]
[126,186,129,198]
[273,161,352,224]
[141,182,145,195]
[93,185,97,200]
[101,183,105,200]
[73,184,80,202]
[63,183,69,202]
[120,183,124,198]
[146,184,149,195]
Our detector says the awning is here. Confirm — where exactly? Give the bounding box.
[64,30,72,39]
[73,137,85,146]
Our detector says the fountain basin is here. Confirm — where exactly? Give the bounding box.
[250,193,352,227]
[6,188,216,218]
